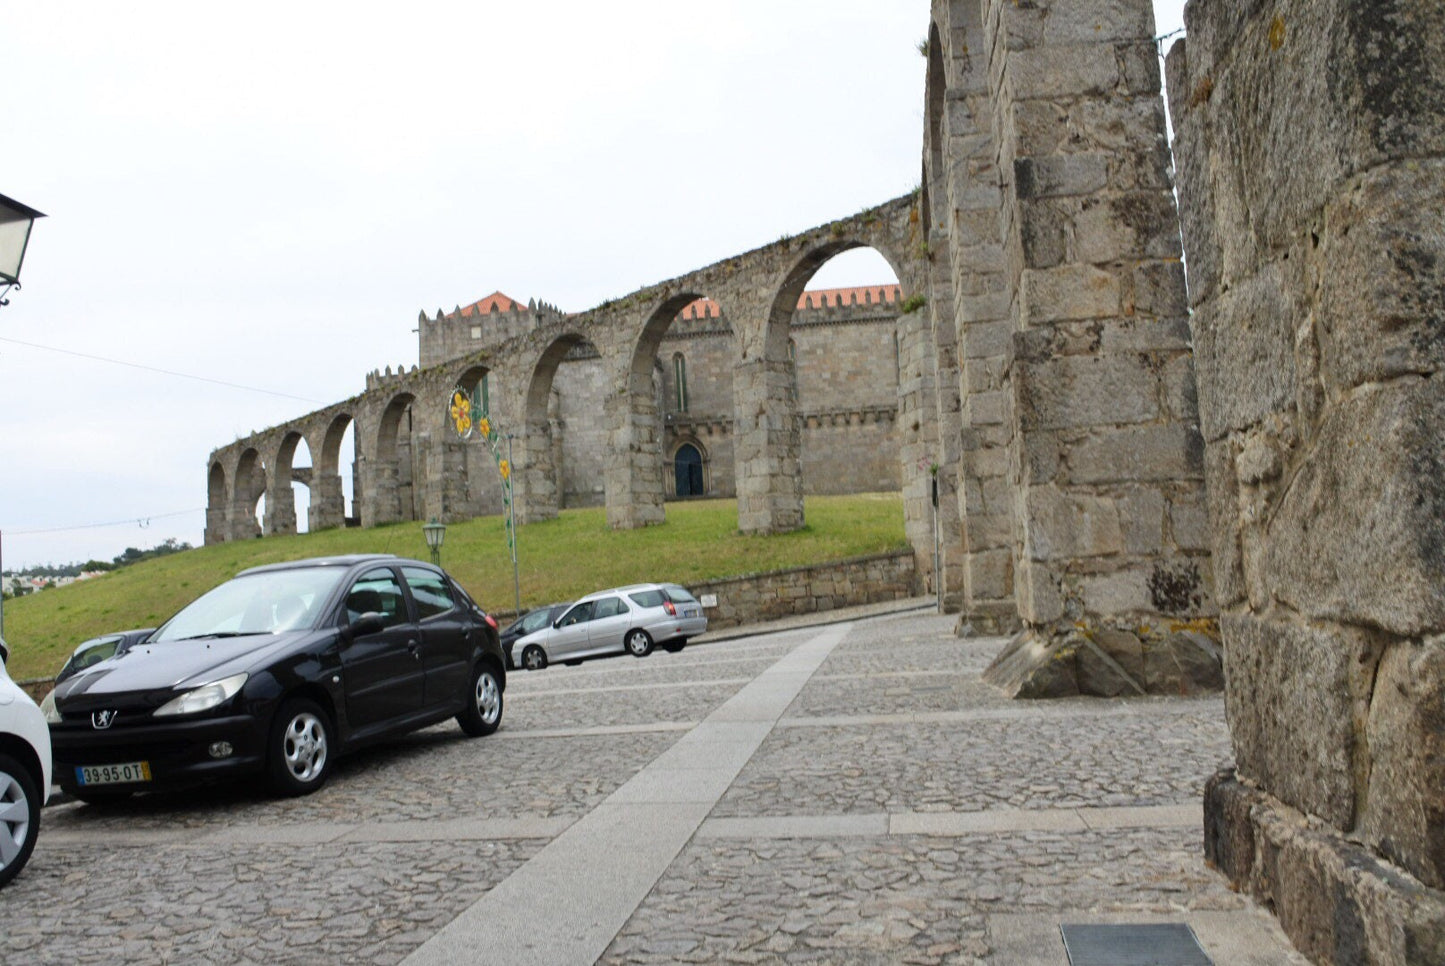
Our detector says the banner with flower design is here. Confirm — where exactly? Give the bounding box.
[449,383,515,556]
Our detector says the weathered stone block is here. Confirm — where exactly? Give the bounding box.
[1077,565,1157,618]
[1092,627,1145,683]
[1205,772,1445,966]
[981,631,1080,699]
[1189,260,1300,443]
[1017,559,1064,624]
[1015,353,1159,430]
[1221,613,1378,831]
[1360,636,1445,890]
[1005,45,1121,101]
[1143,631,1223,695]
[1075,635,1145,696]
[1118,485,1165,556]
[1068,424,1205,485]
[1014,153,1110,200]
[1202,441,1245,608]
[1315,160,1445,392]
[1264,378,1445,639]
[966,549,1013,602]
[1024,486,1124,561]
[1020,264,1122,323]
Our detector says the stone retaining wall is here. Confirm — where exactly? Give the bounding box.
[690,551,919,631]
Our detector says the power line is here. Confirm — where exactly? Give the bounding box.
[0,335,324,404]
[5,508,205,537]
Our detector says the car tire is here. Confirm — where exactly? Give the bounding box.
[521,645,548,671]
[457,663,503,737]
[625,629,654,658]
[267,698,332,797]
[663,639,686,653]
[0,753,41,889]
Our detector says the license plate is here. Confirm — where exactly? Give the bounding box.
[76,761,152,786]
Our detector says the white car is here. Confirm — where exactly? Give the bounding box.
[512,583,708,670]
[0,636,51,888]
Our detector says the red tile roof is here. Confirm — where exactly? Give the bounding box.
[454,291,523,316]
[678,285,901,320]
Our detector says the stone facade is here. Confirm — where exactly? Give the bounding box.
[415,287,906,510]
[1168,0,1445,961]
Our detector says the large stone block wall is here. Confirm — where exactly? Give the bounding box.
[1167,0,1445,960]
[690,551,919,630]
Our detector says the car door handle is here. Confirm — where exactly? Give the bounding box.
[408,640,420,659]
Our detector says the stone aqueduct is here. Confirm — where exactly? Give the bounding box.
[205,194,933,550]
[207,1,1445,960]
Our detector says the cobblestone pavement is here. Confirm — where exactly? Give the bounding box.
[7,609,1309,965]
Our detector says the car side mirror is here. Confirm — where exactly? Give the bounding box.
[347,612,387,639]
[552,619,562,630]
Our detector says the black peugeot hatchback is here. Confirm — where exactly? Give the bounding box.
[46,554,506,802]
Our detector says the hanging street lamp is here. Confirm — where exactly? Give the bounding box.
[0,192,45,307]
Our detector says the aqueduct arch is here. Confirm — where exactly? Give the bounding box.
[369,392,418,526]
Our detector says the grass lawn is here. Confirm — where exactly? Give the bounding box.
[1,493,906,681]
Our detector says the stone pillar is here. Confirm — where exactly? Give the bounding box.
[928,262,968,614]
[263,478,297,535]
[204,500,227,545]
[1168,1,1445,960]
[604,392,665,529]
[366,459,402,527]
[732,357,804,535]
[985,0,1209,639]
[308,473,345,531]
[515,417,559,525]
[930,0,1021,634]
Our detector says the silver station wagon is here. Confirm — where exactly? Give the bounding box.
[511,583,707,671]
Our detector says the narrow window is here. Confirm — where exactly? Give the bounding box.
[673,353,688,413]
[788,339,799,403]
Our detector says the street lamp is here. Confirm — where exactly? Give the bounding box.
[0,193,45,307]
[422,518,446,567]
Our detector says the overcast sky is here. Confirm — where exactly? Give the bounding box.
[1,1,1187,571]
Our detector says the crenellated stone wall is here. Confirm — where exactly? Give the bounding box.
[1167,0,1445,961]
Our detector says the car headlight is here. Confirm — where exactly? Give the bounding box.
[39,689,60,724]
[154,673,248,717]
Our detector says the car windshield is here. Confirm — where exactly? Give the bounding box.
[152,569,346,642]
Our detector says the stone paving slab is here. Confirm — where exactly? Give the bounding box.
[9,840,542,966]
[712,707,1232,817]
[505,681,746,729]
[596,827,1258,965]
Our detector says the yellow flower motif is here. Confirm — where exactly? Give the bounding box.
[477,417,492,439]
[498,459,511,481]
[449,392,471,437]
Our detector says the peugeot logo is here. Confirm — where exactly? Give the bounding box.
[92,710,118,730]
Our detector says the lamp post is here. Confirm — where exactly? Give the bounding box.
[0,193,45,307]
[422,518,446,567]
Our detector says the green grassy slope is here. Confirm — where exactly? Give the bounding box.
[1,493,906,681]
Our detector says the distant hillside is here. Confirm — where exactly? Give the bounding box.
[1,493,906,681]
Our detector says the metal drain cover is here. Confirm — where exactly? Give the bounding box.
[1060,923,1213,966]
